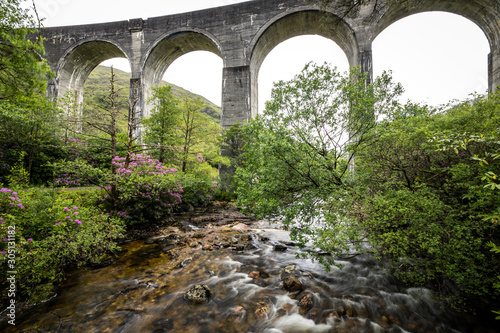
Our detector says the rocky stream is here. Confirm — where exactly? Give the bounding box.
[0,202,498,332]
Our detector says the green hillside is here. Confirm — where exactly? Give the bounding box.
[84,65,221,124]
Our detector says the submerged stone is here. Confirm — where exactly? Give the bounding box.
[184,284,211,304]
[282,275,303,292]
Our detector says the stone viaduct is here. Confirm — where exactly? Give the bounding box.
[40,0,500,129]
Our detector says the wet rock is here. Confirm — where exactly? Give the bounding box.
[166,234,180,240]
[233,245,245,251]
[388,315,401,325]
[162,244,175,252]
[282,275,303,292]
[345,304,355,317]
[165,250,179,260]
[144,238,156,244]
[229,236,239,244]
[240,234,252,242]
[175,258,192,269]
[283,265,296,274]
[255,302,270,317]
[184,284,211,303]
[274,243,288,252]
[336,306,347,317]
[298,294,314,313]
[281,303,294,313]
[228,305,246,317]
[259,271,270,279]
[202,243,213,251]
[307,310,318,320]
[156,237,174,245]
[248,271,260,279]
[193,232,205,239]
[90,253,114,268]
[231,223,250,231]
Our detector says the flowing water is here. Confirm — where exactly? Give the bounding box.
[0,223,497,333]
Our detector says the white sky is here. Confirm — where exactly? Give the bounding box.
[34,0,490,111]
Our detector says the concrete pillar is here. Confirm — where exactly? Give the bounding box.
[358,48,373,85]
[221,65,253,129]
[489,50,500,92]
[46,79,57,102]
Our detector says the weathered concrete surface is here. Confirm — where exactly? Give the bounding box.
[40,0,500,128]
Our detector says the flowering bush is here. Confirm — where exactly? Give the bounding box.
[0,188,124,303]
[102,154,183,223]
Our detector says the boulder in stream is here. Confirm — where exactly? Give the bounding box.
[184,284,211,304]
[282,275,303,292]
[298,294,314,313]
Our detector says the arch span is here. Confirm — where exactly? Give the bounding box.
[57,40,130,105]
[373,11,490,105]
[142,29,223,117]
[249,9,357,116]
[371,0,499,92]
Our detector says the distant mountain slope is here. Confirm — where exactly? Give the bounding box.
[84,66,221,123]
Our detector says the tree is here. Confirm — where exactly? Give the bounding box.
[352,92,500,309]
[0,0,51,100]
[143,85,181,164]
[235,62,403,247]
[0,96,62,185]
[80,67,124,170]
[178,96,210,172]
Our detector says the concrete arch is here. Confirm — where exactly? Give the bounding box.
[371,0,499,91]
[141,28,223,117]
[250,8,357,75]
[56,39,130,104]
[248,8,357,116]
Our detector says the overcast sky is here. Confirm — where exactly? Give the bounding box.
[34,0,490,111]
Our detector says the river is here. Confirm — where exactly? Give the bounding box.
[0,215,497,332]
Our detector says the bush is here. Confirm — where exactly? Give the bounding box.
[352,96,500,308]
[175,161,218,207]
[102,153,183,224]
[0,187,124,304]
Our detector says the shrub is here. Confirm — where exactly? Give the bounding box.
[175,161,218,207]
[0,187,124,304]
[102,153,183,223]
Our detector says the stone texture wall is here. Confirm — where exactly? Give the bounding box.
[40,0,500,129]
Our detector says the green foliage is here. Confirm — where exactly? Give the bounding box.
[0,96,64,185]
[0,0,52,100]
[235,61,500,311]
[353,92,500,308]
[236,62,403,238]
[219,122,246,194]
[0,187,124,303]
[101,154,182,224]
[144,85,182,163]
[5,151,29,187]
[175,162,218,207]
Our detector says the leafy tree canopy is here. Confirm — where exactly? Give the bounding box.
[0,0,51,100]
[235,62,403,245]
